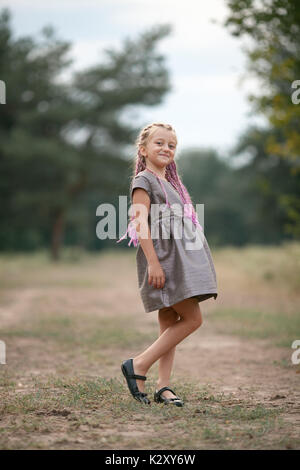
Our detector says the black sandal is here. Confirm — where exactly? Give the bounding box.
[121,358,151,405]
[154,386,184,407]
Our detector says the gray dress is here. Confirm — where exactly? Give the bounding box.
[130,169,218,313]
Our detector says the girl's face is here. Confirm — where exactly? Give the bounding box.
[140,128,177,172]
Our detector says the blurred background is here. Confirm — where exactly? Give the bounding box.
[0,0,299,259]
[0,0,300,451]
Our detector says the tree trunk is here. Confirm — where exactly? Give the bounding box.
[51,209,65,261]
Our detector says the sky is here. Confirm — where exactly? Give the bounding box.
[2,0,267,162]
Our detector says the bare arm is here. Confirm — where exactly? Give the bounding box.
[132,188,165,289]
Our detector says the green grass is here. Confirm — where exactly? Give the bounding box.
[215,241,300,292]
[0,374,291,450]
[209,307,300,347]
[0,244,299,449]
[0,311,155,348]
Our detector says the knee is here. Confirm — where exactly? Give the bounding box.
[173,298,203,331]
[159,307,179,327]
[186,312,203,331]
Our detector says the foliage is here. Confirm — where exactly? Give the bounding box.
[0,8,172,257]
[224,0,300,238]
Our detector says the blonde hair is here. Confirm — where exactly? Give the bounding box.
[134,122,177,173]
[131,122,199,227]
[117,122,201,246]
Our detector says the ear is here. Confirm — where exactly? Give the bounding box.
[139,146,147,159]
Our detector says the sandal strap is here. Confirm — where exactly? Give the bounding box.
[156,386,176,397]
[126,374,147,381]
[134,391,148,397]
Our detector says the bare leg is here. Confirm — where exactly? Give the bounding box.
[156,307,179,399]
[133,298,203,394]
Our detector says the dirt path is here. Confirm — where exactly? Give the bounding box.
[0,251,299,449]
[2,286,300,434]
[0,288,40,328]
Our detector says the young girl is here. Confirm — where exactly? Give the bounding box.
[117,122,218,406]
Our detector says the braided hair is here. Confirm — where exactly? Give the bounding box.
[133,122,200,227]
[117,123,201,246]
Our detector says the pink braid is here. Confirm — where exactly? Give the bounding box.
[116,123,202,247]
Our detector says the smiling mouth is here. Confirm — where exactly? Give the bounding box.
[159,154,170,157]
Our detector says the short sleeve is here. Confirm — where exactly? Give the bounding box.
[130,175,152,203]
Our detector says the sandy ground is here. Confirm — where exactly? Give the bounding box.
[0,250,300,448]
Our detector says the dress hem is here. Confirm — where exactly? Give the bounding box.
[141,290,218,313]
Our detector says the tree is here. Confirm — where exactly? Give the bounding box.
[224,0,300,238]
[0,8,173,258]
[178,149,259,246]
[231,125,297,242]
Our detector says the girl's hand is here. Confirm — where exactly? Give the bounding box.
[148,261,165,289]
